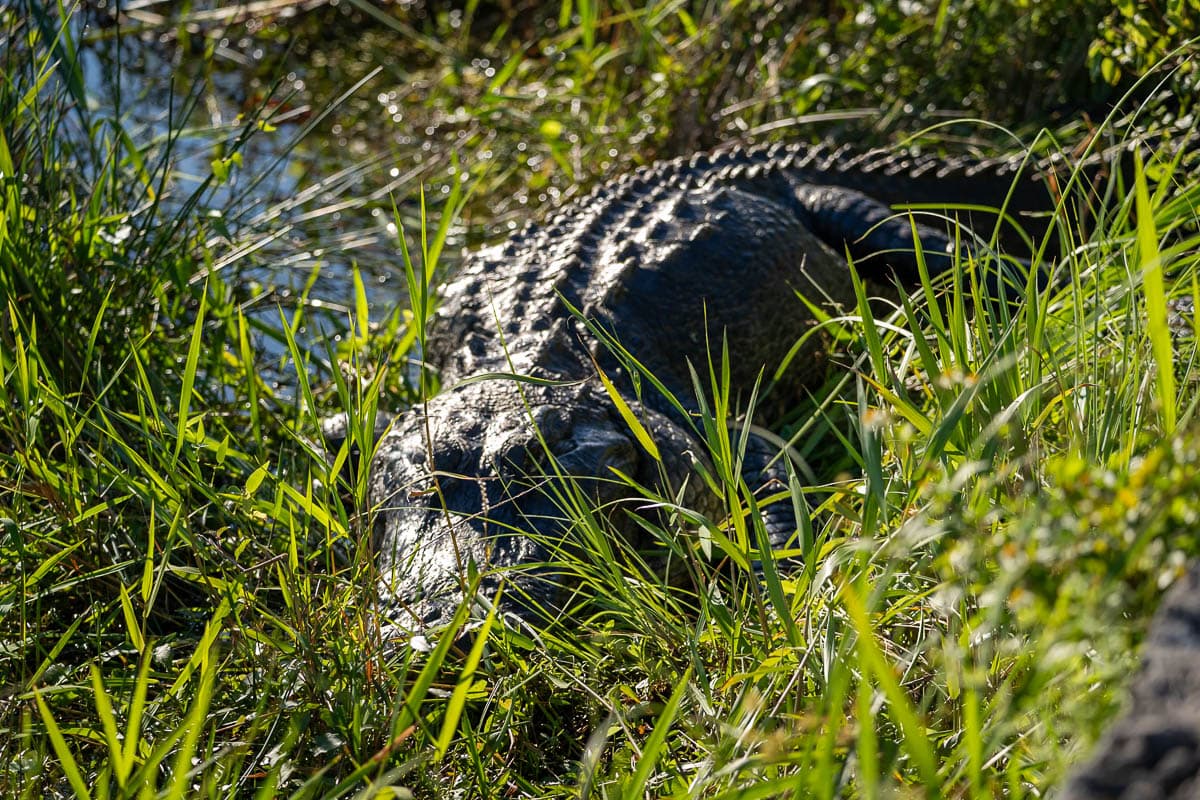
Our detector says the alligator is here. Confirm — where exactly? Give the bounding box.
[331,140,1082,634]
[323,133,1200,800]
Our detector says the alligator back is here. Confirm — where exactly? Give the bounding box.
[428,140,1075,414]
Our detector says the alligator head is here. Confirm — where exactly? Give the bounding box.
[342,376,711,633]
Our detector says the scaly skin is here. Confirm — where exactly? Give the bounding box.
[1062,560,1200,799]
[328,133,1200,800]
[353,140,1071,632]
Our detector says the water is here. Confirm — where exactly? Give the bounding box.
[72,3,468,371]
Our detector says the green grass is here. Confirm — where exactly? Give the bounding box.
[3,1,1200,798]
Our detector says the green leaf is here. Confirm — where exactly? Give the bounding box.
[485,53,524,98]
[34,690,93,800]
[435,589,501,760]
[676,9,698,36]
[625,667,691,796]
[119,583,145,653]
[595,362,660,462]
[1134,150,1176,433]
[245,463,269,496]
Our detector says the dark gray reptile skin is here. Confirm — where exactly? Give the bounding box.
[1062,562,1200,799]
[332,136,1200,795]
[343,140,1070,632]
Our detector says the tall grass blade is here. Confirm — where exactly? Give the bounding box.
[393,592,473,737]
[33,690,93,800]
[842,581,940,792]
[595,361,661,461]
[964,685,983,796]
[124,652,153,778]
[1134,150,1176,433]
[394,199,428,360]
[167,646,218,800]
[0,124,13,178]
[434,590,500,760]
[168,601,230,698]
[172,282,208,464]
[850,256,891,390]
[29,0,87,113]
[745,490,798,644]
[353,264,370,344]
[856,675,880,800]
[118,583,146,653]
[89,665,130,789]
[424,153,466,274]
[279,305,319,429]
[625,667,691,796]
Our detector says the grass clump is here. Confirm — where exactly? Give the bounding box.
[3,1,1200,799]
[0,6,411,796]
